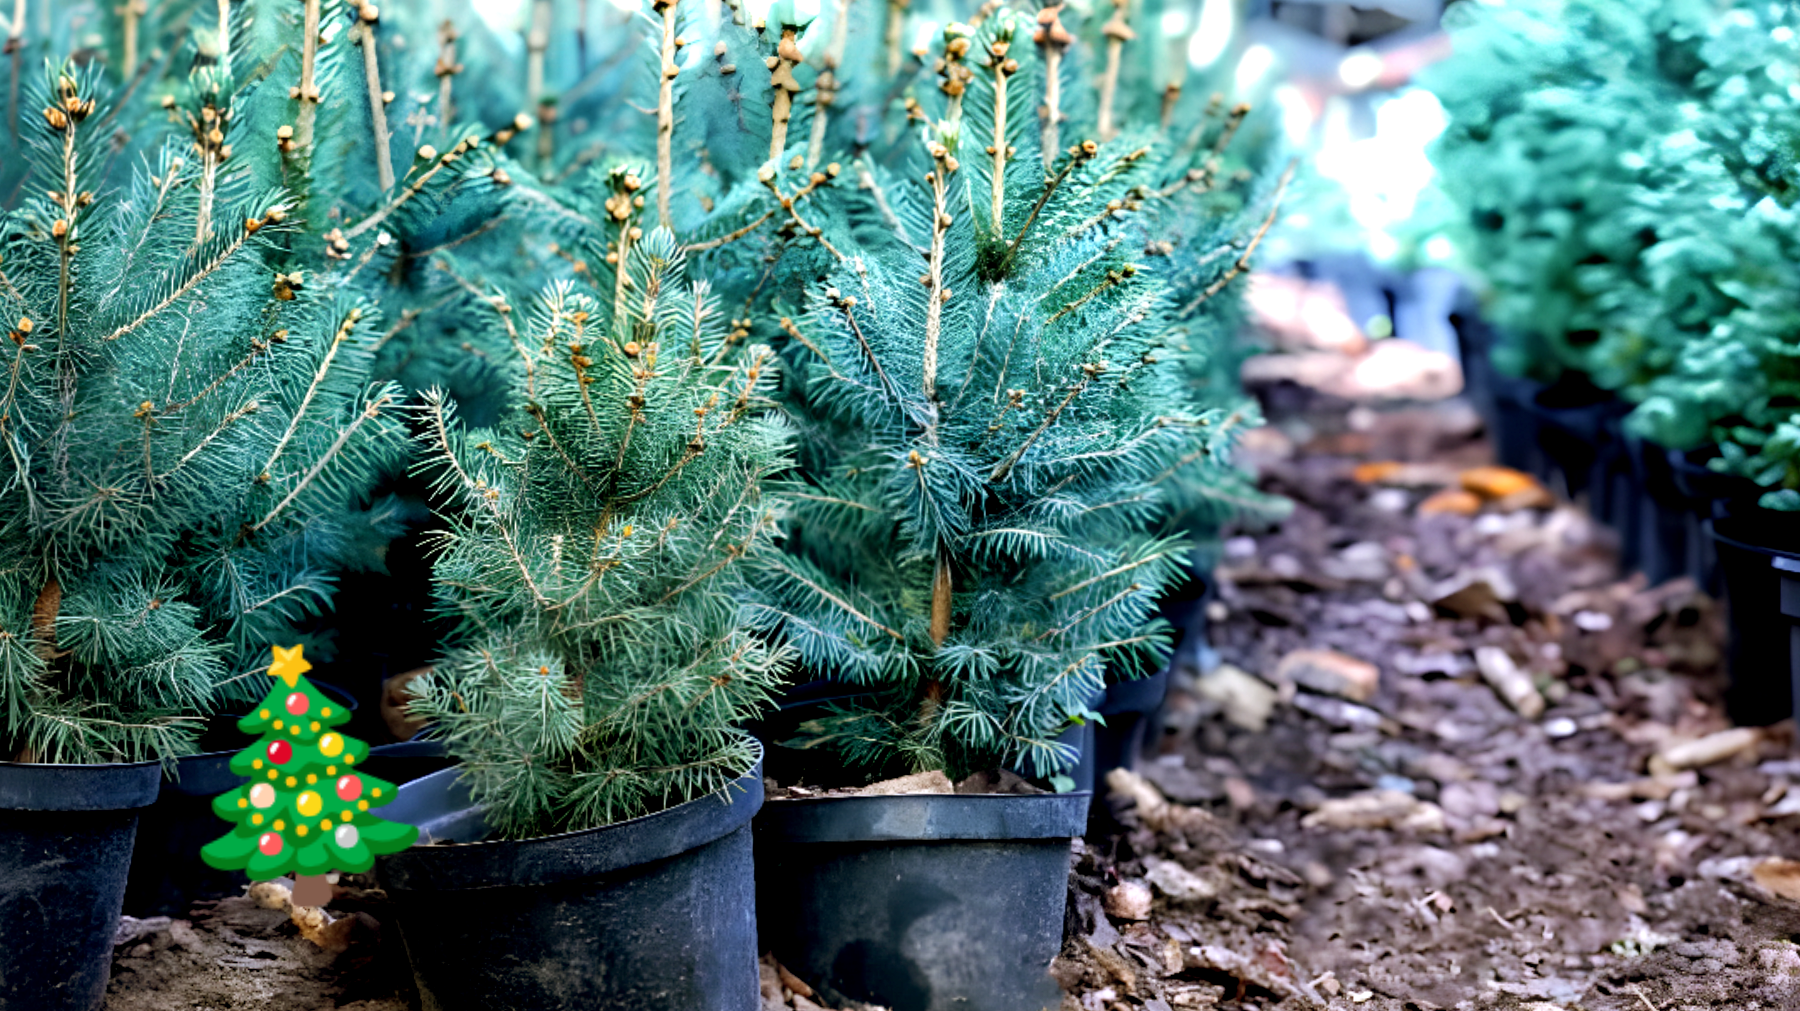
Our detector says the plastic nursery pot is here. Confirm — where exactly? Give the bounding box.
[123,679,364,917]
[0,759,161,1011]
[1627,435,1699,588]
[1522,381,1615,504]
[1706,515,1800,728]
[1489,374,1543,477]
[756,788,1090,1011]
[1589,407,1640,570]
[1670,449,1765,595]
[378,748,765,1011]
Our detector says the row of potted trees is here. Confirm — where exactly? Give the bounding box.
[0,0,1284,1008]
[1425,0,1800,729]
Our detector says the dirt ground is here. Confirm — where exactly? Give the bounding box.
[105,397,1800,1011]
[1058,395,1800,1011]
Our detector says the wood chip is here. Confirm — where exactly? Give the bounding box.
[1649,728,1761,774]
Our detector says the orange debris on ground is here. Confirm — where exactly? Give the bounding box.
[1418,487,1483,516]
[1458,465,1542,500]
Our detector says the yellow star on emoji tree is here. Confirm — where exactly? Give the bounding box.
[269,644,313,687]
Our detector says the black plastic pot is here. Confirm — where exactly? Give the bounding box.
[1706,515,1800,728]
[1093,667,1169,782]
[379,750,765,1011]
[1522,383,1616,505]
[1,759,161,1011]
[756,789,1090,1011]
[1626,435,1698,587]
[1489,374,1542,477]
[1589,408,1639,570]
[123,679,369,917]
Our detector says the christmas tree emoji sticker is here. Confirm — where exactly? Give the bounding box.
[202,645,416,906]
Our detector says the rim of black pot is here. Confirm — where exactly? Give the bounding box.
[0,758,162,811]
[1706,516,1800,559]
[379,741,763,892]
[758,787,1091,844]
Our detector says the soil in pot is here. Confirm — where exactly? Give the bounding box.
[1707,512,1800,727]
[1,759,161,1011]
[377,751,765,1011]
[756,783,1088,1011]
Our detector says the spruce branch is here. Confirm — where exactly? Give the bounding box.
[989,360,1109,484]
[1178,158,1294,316]
[259,306,360,476]
[344,127,503,241]
[936,25,973,127]
[996,139,1095,276]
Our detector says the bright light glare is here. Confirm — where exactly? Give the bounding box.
[1272,84,1312,145]
[912,20,940,54]
[1312,88,1449,263]
[1160,8,1190,36]
[792,0,821,20]
[1189,0,1234,69]
[1424,235,1455,261]
[1234,43,1275,93]
[1338,49,1383,90]
[473,0,528,32]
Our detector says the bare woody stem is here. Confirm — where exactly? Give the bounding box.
[293,0,321,152]
[527,0,552,170]
[921,138,958,400]
[884,0,908,78]
[354,7,394,192]
[1160,34,1186,130]
[937,27,971,127]
[768,27,803,161]
[805,0,851,170]
[986,37,1018,231]
[435,20,460,142]
[526,0,550,108]
[930,552,952,645]
[1033,4,1070,169]
[7,0,25,141]
[1096,0,1134,142]
[119,0,144,79]
[215,0,231,81]
[655,0,677,228]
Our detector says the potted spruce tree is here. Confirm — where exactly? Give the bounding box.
[377,219,790,1008]
[0,64,407,1010]
[86,3,512,916]
[746,14,1245,1008]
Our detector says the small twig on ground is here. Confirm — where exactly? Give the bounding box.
[1631,985,1661,1011]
